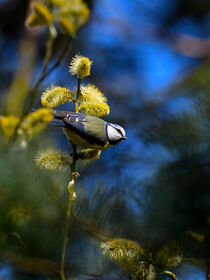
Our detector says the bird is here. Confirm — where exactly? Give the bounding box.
[51,110,127,150]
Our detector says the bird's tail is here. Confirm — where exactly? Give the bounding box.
[31,108,66,127]
[50,119,65,127]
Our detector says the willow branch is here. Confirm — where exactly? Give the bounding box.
[60,75,81,279]
[24,35,72,116]
[60,156,77,280]
[74,78,81,113]
[7,36,72,146]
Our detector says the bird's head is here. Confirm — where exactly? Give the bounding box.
[106,123,127,145]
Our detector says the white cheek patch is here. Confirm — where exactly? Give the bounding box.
[107,125,122,141]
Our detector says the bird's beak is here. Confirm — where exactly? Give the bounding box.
[122,136,127,140]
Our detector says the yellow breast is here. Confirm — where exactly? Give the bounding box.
[63,128,111,150]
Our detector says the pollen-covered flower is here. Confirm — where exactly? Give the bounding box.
[100,238,143,262]
[79,102,110,117]
[59,17,75,35]
[69,54,92,78]
[80,84,107,103]
[20,108,53,139]
[35,148,71,171]
[155,241,183,269]
[0,115,20,139]
[132,262,156,280]
[26,2,53,27]
[48,0,65,7]
[26,0,90,34]
[9,207,32,226]
[41,86,74,108]
[55,0,90,32]
[79,84,109,117]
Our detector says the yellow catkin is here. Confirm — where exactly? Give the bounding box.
[100,238,143,262]
[132,262,156,280]
[35,148,71,171]
[79,84,109,117]
[49,0,65,7]
[9,207,31,226]
[20,108,53,139]
[156,241,183,268]
[41,86,74,108]
[27,2,53,27]
[55,0,90,31]
[0,115,20,139]
[69,54,92,78]
[80,84,107,103]
[79,102,110,117]
[59,17,76,35]
[77,4,90,26]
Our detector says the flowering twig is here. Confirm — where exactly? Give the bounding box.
[32,54,107,279]
[74,78,81,113]
[24,35,72,115]
[7,36,72,146]
[60,75,82,280]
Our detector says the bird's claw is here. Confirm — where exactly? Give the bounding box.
[72,172,80,179]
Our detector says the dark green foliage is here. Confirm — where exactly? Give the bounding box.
[0,136,69,274]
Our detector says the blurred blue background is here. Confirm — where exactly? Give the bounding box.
[0,0,210,279]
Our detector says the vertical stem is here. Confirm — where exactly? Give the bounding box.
[60,175,75,280]
[74,78,81,113]
[60,74,82,279]
[60,145,78,280]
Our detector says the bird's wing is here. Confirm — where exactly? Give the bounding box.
[53,110,106,146]
[53,111,86,123]
[53,111,87,128]
[53,110,89,140]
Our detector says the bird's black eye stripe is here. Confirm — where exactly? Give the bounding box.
[117,128,123,136]
[109,124,123,136]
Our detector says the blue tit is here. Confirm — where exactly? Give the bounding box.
[51,110,127,150]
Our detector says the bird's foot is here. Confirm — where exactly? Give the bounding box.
[72,172,80,179]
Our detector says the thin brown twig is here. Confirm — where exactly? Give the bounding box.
[7,36,72,146]
[24,36,72,116]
